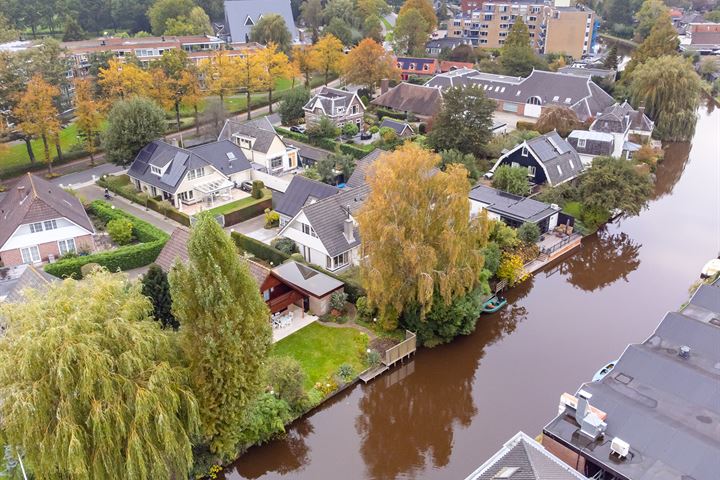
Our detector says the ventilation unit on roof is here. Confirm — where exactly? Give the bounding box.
[611,437,630,459]
[679,345,691,359]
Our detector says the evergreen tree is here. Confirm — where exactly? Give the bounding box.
[169,213,272,458]
[603,45,618,70]
[624,12,679,78]
[499,18,544,76]
[62,17,85,41]
[142,264,179,329]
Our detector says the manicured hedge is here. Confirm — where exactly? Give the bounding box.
[516,121,537,131]
[275,128,374,160]
[44,200,169,279]
[224,198,272,226]
[374,107,408,121]
[231,232,290,267]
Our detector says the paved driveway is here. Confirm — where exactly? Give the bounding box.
[226,215,278,245]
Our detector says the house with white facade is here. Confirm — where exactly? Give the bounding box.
[0,174,95,267]
[128,139,253,210]
[303,87,365,130]
[218,117,300,174]
[588,101,654,160]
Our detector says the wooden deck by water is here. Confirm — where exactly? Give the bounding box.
[359,330,417,384]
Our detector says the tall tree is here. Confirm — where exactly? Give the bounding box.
[491,165,531,196]
[98,58,152,100]
[142,264,179,329]
[256,43,291,114]
[62,17,86,41]
[624,12,679,78]
[342,38,399,90]
[0,13,19,42]
[499,17,543,76]
[535,105,582,137]
[14,75,60,175]
[147,0,196,35]
[102,97,166,165]
[164,6,213,35]
[0,270,199,479]
[634,0,669,41]
[312,34,344,85]
[363,14,384,43]
[300,0,324,43]
[357,143,489,330]
[180,67,203,135]
[629,55,702,142]
[394,8,431,56]
[603,44,619,70]
[292,44,317,87]
[201,49,238,104]
[159,48,193,131]
[250,14,293,53]
[74,78,104,165]
[323,0,356,27]
[169,213,272,458]
[398,0,436,31]
[235,50,264,120]
[324,17,353,46]
[427,84,495,158]
[580,156,653,217]
[0,52,35,163]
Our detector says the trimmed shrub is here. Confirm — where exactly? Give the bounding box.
[231,231,290,266]
[342,122,359,137]
[355,296,374,320]
[516,121,537,131]
[271,237,298,255]
[107,218,134,245]
[251,180,265,199]
[517,222,541,244]
[222,198,272,227]
[375,107,407,120]
[330,290,348,312]
[369,125,379,134]
[264,208,279,228]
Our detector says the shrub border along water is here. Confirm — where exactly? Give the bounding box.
[44,200,169,279]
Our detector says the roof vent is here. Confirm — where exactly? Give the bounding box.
[493,467,519,478]
[679,345,691,359]
[610,437,630,459]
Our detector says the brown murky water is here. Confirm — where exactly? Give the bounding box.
[222,103,720,480]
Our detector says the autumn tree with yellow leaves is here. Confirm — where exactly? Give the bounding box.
[256,43,291,114]
[342,38,399,90]
[291,44,317,87]
[200,49,238,104]
[73,78,104,165]
[312,34,344,86]
[98,58,151,100]
[14,75,61,175]
[357,143,489,331]
[235,52,264,120]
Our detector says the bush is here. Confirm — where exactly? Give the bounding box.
[517,222,541,244]
[375,107,407,120]
[251,180,264,199]
[231,232,290,266]
[342,122,359,137]
[278,87,310,125]
[355,296,374,321]
[366,349,382,367]
[106,218,134,245]
[307,116,339,141]
[492,165,531,196]
[378,126,397,143]
[102,97,166,165]
[497,253,525,286]
[516,121,537,131]
[264,208,279,228]
[264,357,308,414]
[482,242,502,275]
[330,290,348,312]
[418,123,426,134]
[336,364,355,383]
[270,237,298,255]
[235,393,293,451]
[369,125,379,134]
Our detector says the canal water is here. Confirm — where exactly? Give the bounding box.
[222,103,720,480]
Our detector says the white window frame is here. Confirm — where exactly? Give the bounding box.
[21,245,41,264]
[577,138,587,149]
[270,157,283,169]
[44,219,58,231]
[301,223,318,238]
[29,222,44,233]
[527,166,536,177]
[521,147,528,157]
[326,251,349,270]
[150,165,162,175]
[58,238,76,255]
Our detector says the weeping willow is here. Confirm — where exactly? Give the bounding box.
[0,271,199,480]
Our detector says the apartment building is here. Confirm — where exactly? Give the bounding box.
[447,0,596,59]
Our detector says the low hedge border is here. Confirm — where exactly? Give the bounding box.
[44,200,169,279]
[223,198,273,227]
[275,128,374,160]
[230,232,366,301]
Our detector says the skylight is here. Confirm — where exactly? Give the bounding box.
[226,152,236,160]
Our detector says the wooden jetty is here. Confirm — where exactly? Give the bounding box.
[359,330,417,384]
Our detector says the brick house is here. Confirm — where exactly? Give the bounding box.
[0,174,95,267]
[303,87,365,130]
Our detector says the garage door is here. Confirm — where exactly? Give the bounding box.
[524,104,542,118]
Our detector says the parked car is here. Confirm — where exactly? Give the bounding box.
[290,125,306,134]
[239,180,253,192]
[360,131,372,140]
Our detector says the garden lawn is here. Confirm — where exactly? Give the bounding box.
[206,189,271,215]
[1,123,82,172]
[271,322,368,389]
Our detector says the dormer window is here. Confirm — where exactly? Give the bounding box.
[336,106,345,114]
[423,64,429,71]
[409,63,416,70]
[150,165,162,175]
[521,146,528,157]
[245,16,254,26]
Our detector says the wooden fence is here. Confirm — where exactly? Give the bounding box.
[383,330,417,367]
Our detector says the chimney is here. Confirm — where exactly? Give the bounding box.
[638,106,645,118]
[380,79,389,95]
[575,389,591,425]
[344,218,354,242]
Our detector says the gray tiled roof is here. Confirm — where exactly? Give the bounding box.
[128,140,251,194]
[0,174,94,248]
[465,432,587,480]
[543,282,720,480]
[223,0,298,43]
[346,149,384,188]
[379,118,413,136]
[590,101,654,135]
[271,261,343,297]
[275,175,339,218]
[469,185,560,224]
[557,66,616,79]
[371,82,443,117]
[218,117,281,154]
[0,264,58,303]
[425,68,616,121]
[525,132,583,186]
[303,87,356,116]
[283,140,332,163]
[302,185,369,257]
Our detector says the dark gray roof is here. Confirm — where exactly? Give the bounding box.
[379,118,413,136]
[223,0,298,43]
[283,140,332,163]
[275,175,339,218]
[303,87,357,116]
[567,130,615,157]
[557,66,616,80]
[271,261,343,297]
[590,101,654,134]
[543,283,720,480]
[426,68,616,121]
[522,132,583,186]
[301,185,369,257]
[128,140,251,194]
[218,117,281,154]
[465,432,587,480]
[469,186,560,224]
[346,149,384,188]
[0,264,58,303]
[371,82,443,117]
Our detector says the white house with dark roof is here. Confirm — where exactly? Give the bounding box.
[303,87,365,130]
[566,130,615,166]
[218,117,299,174]
[588,101,654,159]
[128,139,253,209]
[0,174,95,267]
[425,68,616,121]
[274,175,339,228]
[490,131,583,187]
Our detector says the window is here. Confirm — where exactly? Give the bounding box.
[301,223,317,238]
[187,167,205,180]
[271,157,283,169]
[557,165,563,175]
[326,251,349,270]
[179,191,194,201]
[511,161,520,168]
[577,138,587,149]
[527,166,536,176]
[521,147,528,157]
[21,246,40,264]
[58,238,76,255]
[29,222,44,233]
[44,219,57,231]
[336,106,345,114]
[569,159,575,169]
[564,97,572,104]
[527,96,542,105]
[423,64,429,71]
[351,105,358,114]
[150,165,162,175]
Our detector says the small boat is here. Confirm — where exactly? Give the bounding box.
[700,258,720,279]
[482,295,508,313]
[592,361,618,382]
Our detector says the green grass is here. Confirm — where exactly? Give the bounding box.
[1,123,82,170]
[271,322,369,389]
[562,201,582,219]
[206,189,271,215]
